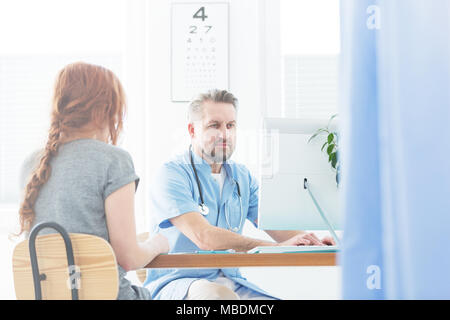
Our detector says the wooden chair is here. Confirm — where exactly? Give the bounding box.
[135,232,150,284]
[12,222,119,300]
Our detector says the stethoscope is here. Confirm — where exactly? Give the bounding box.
[189,146,244,232]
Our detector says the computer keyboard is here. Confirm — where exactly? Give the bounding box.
[247,245,339,254]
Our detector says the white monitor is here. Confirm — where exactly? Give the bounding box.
[258,117,341,231]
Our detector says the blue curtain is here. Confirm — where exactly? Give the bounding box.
[339,0,450,299]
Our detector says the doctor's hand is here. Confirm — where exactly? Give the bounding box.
[320,236,336,246]
[279,232,332,246]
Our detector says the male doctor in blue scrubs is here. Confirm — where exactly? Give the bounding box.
[144,89,335,300]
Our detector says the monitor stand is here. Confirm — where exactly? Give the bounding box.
[303,178,341,246]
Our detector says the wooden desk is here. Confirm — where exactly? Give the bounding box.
[144,252,337,269]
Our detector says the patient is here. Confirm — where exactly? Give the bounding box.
[17,62,169,299]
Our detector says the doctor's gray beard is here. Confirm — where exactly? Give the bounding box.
[203,146,232,164]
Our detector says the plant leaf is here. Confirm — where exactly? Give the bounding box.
[327,133,334,144]
[327,113,338,129]
[331,152,337,169]
[331,158,337,169]
[327,144,335,155]
[321,141,328,151]
[308,128,327,143]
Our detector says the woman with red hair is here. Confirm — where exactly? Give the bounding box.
[18,62,169,299]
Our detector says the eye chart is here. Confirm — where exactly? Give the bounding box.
[171,3,229,102]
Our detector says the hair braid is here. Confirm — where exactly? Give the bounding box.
[17,116,63,236]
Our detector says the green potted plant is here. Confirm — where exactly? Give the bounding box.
[308,114,340,185]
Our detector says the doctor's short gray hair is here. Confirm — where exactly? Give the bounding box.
[187,89,238,123]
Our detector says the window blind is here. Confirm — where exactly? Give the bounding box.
[283,54,339,119]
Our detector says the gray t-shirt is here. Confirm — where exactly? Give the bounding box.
[20,138,152,300]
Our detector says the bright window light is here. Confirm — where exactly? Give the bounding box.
[280,0,340,55]
[0,0,125,54]
[280,0,341,118]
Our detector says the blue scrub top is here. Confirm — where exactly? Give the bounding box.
[143,149,276,300]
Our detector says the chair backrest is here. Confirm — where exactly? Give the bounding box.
[136,232,150,283]
[12,232,119,300]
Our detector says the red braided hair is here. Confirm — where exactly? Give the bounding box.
[17,62,126,236]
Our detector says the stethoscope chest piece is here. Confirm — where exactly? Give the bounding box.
[199,203,209,216]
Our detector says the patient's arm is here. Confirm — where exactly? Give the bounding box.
[105,182,170,271]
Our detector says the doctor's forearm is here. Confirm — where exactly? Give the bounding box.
[265,230,307,243]
[200,225,277,252]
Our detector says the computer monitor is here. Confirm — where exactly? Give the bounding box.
[258,117,341,233]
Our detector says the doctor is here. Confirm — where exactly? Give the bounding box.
[144,89,335,300]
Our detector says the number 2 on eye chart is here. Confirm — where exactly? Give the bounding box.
[189,25,213,34]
